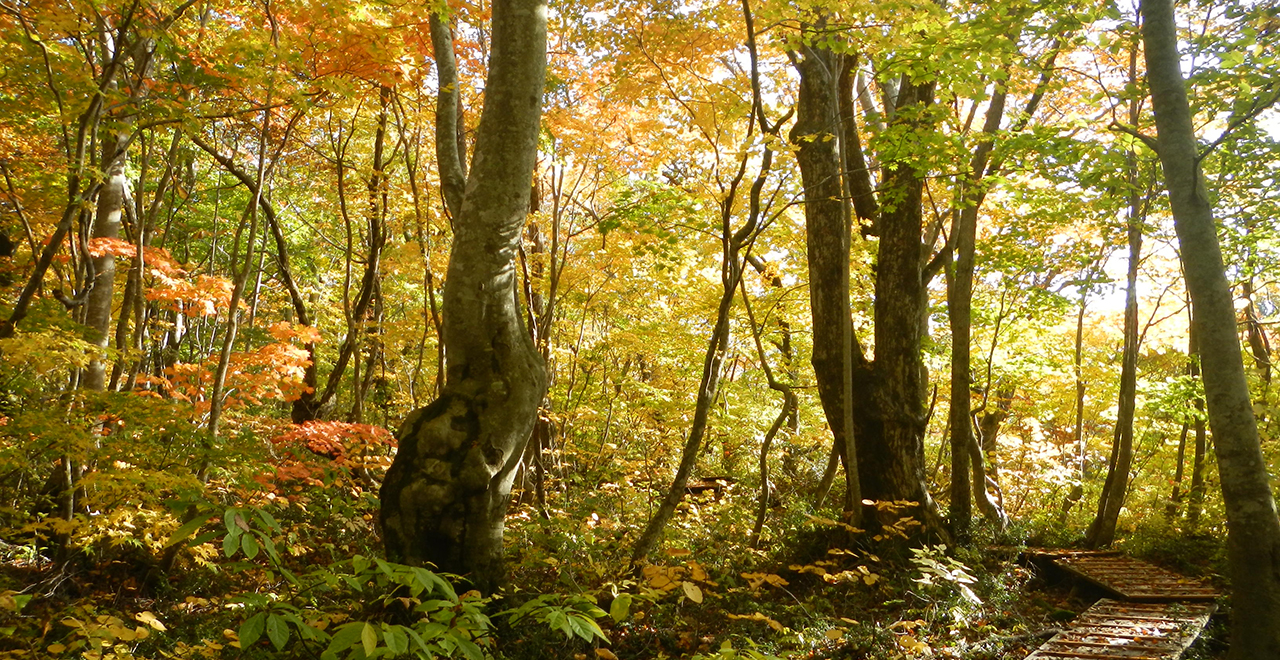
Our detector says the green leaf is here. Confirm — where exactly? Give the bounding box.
[265,614,289,651]
[223,507,239,533]
[412,567,456,599]
[454,636,485,660]
[568,612,607,643]
[546,609,571,639]
[254,508,280,532]
[405,627,431,653]
[242,534,260,560]
[609,594,632,623]
[239,612,266,649]
[223,533,239,558]
[164,511,217,548]
[261,535,279,562]
[190,530,221,547]
[383,626,409,655]
[361,622,378,657]
[326,622,366,654]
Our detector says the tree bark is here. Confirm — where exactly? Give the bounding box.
[1087,143,1142,548]
[1141,0,1280,654]
[791,37,861,520]
[83,133,127,390]
[869,77,935,509]
[380,0,547,594]
[947,85,1006,539]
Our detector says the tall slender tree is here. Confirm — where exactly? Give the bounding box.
[1141,0,1280,654]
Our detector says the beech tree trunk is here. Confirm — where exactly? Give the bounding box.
[380,0,547,594]
[947,85,1006,539]
[869,77,935,508]
[83,134,127,391]
[1141,0,1280,654]
[1087,146,1142,548]
[790,38,860,519]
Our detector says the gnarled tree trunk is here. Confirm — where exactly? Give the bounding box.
[380,0,547,594]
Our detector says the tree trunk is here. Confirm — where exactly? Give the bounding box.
[313,86,391,420]
[1167,421,1188,521]
[791,37,861,519]
[189,132,321,422]
[630,0,781,560]
[1188,320,1208,528]
[869,76,935,510]
[947,85,1006,539]
[1141,0,1280,654]
[380,0,547,594]
[83,134,127,391]
[1086,150,1142,549]
[1242,279,1272,386]
[1073,290,1088,479]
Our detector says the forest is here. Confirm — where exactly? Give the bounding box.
[1,0,1279,657]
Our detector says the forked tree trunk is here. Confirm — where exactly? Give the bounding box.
[630,0,781,561]
[1141,0,1280,654]
[380,0,547,594]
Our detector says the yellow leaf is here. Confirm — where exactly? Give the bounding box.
[135,611,167,631]
[896,634,931,654]
[825,629,844,640]
[47,644,67,654]
[681,581,703,603]
[643,565,683,591]
[665,547,692,557]
[727,611,784,632]
[595,649,619,660]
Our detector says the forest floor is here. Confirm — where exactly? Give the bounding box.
[0,487,1232,660]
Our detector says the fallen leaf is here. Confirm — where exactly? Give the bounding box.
[136,611,167,631]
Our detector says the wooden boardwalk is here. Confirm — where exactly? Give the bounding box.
[1054,554,1219,602]
[1023,551,1218,660]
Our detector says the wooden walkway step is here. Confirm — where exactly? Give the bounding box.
[1052,554,1219,603]
[1025,599,1215,660]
